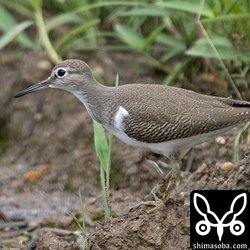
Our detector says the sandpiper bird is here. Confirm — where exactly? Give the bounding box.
[14,59,250,203]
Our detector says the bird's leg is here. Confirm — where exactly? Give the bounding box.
[146,157,181,203]
[130,157,181,211]
[161,158,181,203]
[146,159,165,177]
[130,162,166,211]
[144,159,171,201]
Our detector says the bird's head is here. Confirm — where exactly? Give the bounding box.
[14,59,94,98]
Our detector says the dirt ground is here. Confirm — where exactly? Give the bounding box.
[0,51,249,250]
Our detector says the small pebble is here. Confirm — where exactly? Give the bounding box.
[220,162,235,172]
[196,163,208,173]
[216,136,226,144]
[179,192,187,198]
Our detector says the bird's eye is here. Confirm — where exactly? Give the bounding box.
[56,68,66,78]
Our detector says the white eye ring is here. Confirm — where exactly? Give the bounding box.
[56,68,67,78]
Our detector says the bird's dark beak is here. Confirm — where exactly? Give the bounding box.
[14,79,50,98]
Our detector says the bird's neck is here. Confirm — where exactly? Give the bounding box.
[70,80,110,123]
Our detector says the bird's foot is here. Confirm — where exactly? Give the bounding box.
[130,158,181,212]
[130,197,166,213]
[130,173,172,213]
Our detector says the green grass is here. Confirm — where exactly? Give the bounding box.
[93,121,112,221]
[233,121,250,161]
[93,74,119,221]
[0,0,249,88]
[72,190,91,250]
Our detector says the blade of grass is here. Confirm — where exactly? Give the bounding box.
[46,13,83,31]
[0,20,32,50]
[105,74,119,194]
[202,14,250,24]
[94,122,109,171]
[30,0,61,64]
[0,1,34,18]
[233,121,250,161]
[71,190,91,250]
[186,37,250,61]
[114,23,145,51]
[156,33,185,49]
[115,7,171,17]
[56,19,100,56]
[196,0,242,100]
[155,0,214,18]
[93,74,119,222]
[93,121,110,221]
[143,25,165,51]
[0,5,33,48]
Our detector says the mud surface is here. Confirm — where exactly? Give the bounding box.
[0,51,249,249]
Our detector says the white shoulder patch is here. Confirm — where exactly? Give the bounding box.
[114,106,129,131]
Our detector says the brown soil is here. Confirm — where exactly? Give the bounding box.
[0,51,249,250]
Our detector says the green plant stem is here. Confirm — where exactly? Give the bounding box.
[72,190,91,250]
[93,120,111,222]
[105,132,113,203]
[164,57,194,85]
[197,0,242,100]
[233,121,250,161]
[32,2,61,64]
[100,163,110,221]
[56,19,100,56]
[202,14,250,24]
[99,75,119,222]
[144,53,172,75]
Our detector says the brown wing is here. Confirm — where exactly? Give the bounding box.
[118,85,250,143]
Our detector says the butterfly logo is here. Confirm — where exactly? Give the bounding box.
[193,193,247,241]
